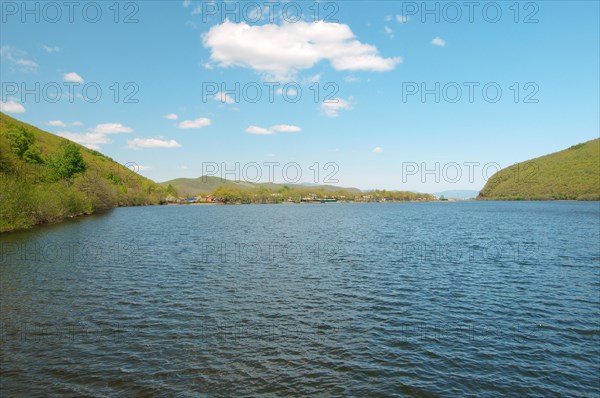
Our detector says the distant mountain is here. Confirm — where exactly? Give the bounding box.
[434,190,479,199]
[159,175,362,196]
[479,138,599,200]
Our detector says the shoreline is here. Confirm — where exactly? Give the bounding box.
[3,199,598,234]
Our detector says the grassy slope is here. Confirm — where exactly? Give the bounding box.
[479,138,600,200]
[159,176,362,196]
[0,113,166,232]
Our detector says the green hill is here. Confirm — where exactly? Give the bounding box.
[0,113,166,232]
[478,138,600,200]
[159,176,434,204]
[159,175,362,197]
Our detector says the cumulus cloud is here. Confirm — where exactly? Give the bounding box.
[272,124,301,133]
[321,98,352,117]
[245,126,273,135]
[54,122,132,150]
[164,113,178,120]
[245,124,301,135]
[214,91,235,104]
[57,132,109,147]
[432,37,446,47]
[178,118,212,129]
[202,20,402,80]
[90,123,132,134]
[63,72,84,83]
[0,100,25,113]
[127,138,182,149]
[48,120,82,127]
[373,146,384,154]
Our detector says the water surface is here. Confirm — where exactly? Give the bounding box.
[1,202,599,396]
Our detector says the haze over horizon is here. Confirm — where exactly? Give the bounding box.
[1,1,598,192]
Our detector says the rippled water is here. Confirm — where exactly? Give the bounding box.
[1,202,599,396]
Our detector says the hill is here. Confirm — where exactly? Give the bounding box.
[478,138,600,200]
[159,175,362,197]
[0,113,166,232]
[159,176,435,204]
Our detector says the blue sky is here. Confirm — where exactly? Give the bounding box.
[1,0,598,192]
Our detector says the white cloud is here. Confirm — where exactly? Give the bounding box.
[57,132,109,146]
[183,0,191,7]
[385,15,393,21]
[0,46,38,72]
[178,118,211,129]
[432,37,446,47]
[304,74,321,83]
[245,124,301,135]
[321,98,352,117]
[214,91,235,104]
[164,113,178,120]
[90,123,132,134]
[203,20,402,80]
[63,72,84,83]
[245,126,273,135]
[0,100,25,113]
[384,26,394,38]
[127,138,182,149]
[276,87,298,96]
[373,146,384,154]
[272,124,301,133]
[15,59,39,69]
[43,45,61,53]
[397,15,410,23]
[55,123,131,150]
[48,120,82,127]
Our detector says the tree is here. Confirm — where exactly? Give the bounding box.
[48,142,87,180]
[6,126,34,158]
[166,184,178,197]
[23,145,44,164]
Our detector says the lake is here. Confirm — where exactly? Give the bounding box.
[1,202,599,396]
